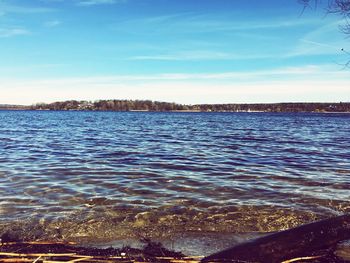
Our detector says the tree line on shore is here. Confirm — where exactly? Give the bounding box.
[14,100,349,112]
[1,100,350,112]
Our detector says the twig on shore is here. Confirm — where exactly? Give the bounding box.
[0,245,201,263]
[0,241,77,246]
[281,255,323,263]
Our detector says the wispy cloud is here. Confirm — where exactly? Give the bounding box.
[2,63,67,70]
[2,65,347,82]
[287,42,343,59]
[0,64,67,76]
[0,27,30,38]
[131,65,349,81]
[0,3,54,14]
[178,18,321,33]
[39,0,65,2]
[129,51,235,61]
[286,20,346,57]
[300,39,339,49]
[115,13,322,35]
[44,20,62,27]
[77,0,126,6]
[128,50,271,61]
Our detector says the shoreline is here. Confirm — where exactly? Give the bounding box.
[1,100,350,113]
[84,231,264,257]
[1,108,350,113]
[1,222,349,262]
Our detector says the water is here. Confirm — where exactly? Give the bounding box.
[0,111,349,243]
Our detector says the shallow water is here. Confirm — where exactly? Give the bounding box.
[0,111,349,242]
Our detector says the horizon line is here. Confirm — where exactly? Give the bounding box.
[1,100,350,107]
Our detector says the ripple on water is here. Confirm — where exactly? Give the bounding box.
[0,111,349,241]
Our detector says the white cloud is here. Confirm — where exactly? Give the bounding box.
[129,51,236,61]
[44,20,61,27]
[286,20,347,57]
[0,65,349,105]
[39,0,65,2]
[0,27,30,37]
[300,39,340,50]
[77,0,125,6]
[0,64,67,72]
[1,77,349,105]
[0,3,54,14]
[180,18,321,33]
[128,50,272,61]
[112,12,323,41]
[151,13,318,29]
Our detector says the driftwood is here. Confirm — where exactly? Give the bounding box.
[202,214,350,263]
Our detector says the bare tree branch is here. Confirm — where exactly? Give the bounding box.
[300,0,350,66]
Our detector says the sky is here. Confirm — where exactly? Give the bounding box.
[0,0,349,105]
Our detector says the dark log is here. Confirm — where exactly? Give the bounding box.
[202,214,350,263]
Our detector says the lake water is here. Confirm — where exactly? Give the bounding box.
[0,111,349,244]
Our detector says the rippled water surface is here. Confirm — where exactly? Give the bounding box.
[0,111,349,242]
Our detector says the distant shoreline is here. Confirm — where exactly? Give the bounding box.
[26,109,350,113]
[1,100,350,113]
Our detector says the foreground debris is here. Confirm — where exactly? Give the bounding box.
[1,215,350,262]
[0,239,202,263]
[0,239,349,263]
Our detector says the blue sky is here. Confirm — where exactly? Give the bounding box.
[0,0,349,104]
